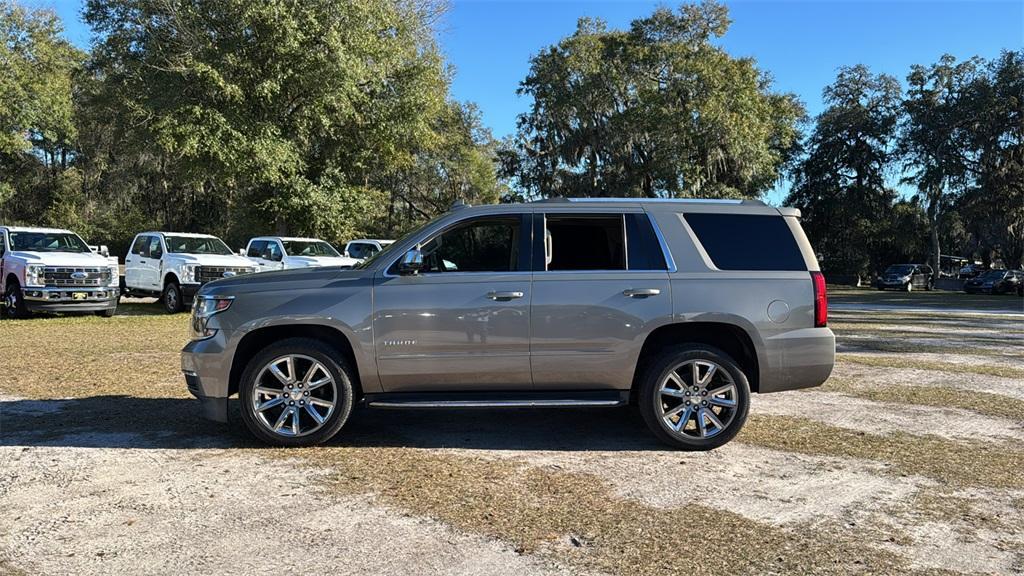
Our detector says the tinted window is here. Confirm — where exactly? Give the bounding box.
[348,243,378,259]
[684,213,805,271]
[546,214,626,271]
[132,236,150,257]
[148,237,164,259]
[247,240,267,258]
[282,240,340,257]
[165,235,232,255]
[421,217,521,273]
[626,214,668,270]
[0,234,6,257]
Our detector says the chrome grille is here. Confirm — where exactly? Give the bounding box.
[196,266,253,284]
[44,267,112,288]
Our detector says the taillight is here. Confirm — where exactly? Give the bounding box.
[811,271,827,327]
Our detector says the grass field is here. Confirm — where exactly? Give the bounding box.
[1,294,1022,575]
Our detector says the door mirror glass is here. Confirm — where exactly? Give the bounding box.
[397,249,424,275]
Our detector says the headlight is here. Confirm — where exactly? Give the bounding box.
[109,265,120,287]
[189,295,233,340]
[901,275,912,282]
[25,265,45,287]
[180,264,199,283]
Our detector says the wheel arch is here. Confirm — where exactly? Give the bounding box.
[163,272,180,288]
[229,324,363,400]
[632,321,761,401]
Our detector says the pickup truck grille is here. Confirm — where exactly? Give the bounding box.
[196,266,253,284]
[44,267,112,288]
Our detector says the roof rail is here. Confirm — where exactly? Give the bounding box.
[529,197,765,206]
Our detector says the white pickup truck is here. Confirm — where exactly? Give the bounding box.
[0,226,120,318]
[243,236,359,271]
[124,231,257,313]
[343,238,394,261]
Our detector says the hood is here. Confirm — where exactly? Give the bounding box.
[9,251,112,266]
[199,265,371,296]
[167,253,254,267]
[285,255,360,267]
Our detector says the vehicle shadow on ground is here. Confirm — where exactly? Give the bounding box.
[0,396,664,452]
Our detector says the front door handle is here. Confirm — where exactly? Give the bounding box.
[487,290,525,301]
[623,288,661,298]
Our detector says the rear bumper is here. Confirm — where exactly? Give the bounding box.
[758,327,835,393]
[24,287,119,312]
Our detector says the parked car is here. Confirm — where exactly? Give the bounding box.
[875,264,934,291]
[182,198,834,450]
[1,226,120,318]
[957,263,987,279]
[343,238,394,260]
[963,269,1023,295]
[124,232,257,313]
[243,237,359,271]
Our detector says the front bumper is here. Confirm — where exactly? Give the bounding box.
[963,285,989,294]
[875,280,908,289]
[181,332,232,423]
[23,287,119,312]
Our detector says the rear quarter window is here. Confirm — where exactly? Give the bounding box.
[683,213,806,271]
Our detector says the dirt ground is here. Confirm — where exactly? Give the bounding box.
[1,291,1022,575]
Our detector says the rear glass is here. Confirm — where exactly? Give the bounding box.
[683,213,806,271]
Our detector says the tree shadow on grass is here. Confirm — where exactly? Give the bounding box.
[0,396,665,452]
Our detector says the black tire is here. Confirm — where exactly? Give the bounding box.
[925,280,934,291]
[2,279,30,319]
[904,282,913,292]
[162,281,183,313]
[638,344,751,451]
[239,337,354,447]
[95,307,116,318]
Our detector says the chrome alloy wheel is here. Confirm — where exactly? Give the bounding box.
[251,354,337,437]
[658,359,738,439]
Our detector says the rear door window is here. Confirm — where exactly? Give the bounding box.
[683,213,806,271]
[545,214,626,271]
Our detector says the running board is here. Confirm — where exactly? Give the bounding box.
[364,391,628,409]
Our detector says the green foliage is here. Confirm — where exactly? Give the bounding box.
[501,1,805,199]
[786,66,906,276]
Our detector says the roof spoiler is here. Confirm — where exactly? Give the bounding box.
[777,207,802,218]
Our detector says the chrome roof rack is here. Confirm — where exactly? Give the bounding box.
[530,197,764,206]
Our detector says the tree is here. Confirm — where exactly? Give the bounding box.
[82,0,454,245]
[899,54,983,272]
[957,51,1023,268]
[785,65,904,277]
[0,1,84,221]
[502,1,804,199]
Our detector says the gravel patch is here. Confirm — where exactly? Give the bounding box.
[0,439,580,576]
[752,390,1024,443]
[831,362,1024,401]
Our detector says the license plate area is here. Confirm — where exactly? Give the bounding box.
[72,292,88,301]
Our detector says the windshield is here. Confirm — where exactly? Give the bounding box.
[884,265,914,275]
[978,270,1006,280]
[165,235,233,255]
[281,240,340,257]
[10,232,91,253]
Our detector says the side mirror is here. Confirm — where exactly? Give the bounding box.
[397,249,424,275]
[99,245,109,257]
[239,248,247,257]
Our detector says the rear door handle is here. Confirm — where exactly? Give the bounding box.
[487,290,525,301]
[623,288,661,298]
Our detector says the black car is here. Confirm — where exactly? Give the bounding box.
[963,269,1023,295]
[876,264,934,291]
[957,263,987,279]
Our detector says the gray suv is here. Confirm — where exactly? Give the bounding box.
[182,199,834,450]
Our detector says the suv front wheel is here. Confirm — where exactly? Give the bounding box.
[638,345,751,450]
[239,338,354,447]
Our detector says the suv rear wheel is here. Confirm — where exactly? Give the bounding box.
[239,338,354,447]
[638,345,750,450]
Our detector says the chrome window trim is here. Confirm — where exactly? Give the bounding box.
[643,211,677,273]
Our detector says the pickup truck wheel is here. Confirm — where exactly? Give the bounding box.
[162,281,183,313]
[904,282,913,292]
[2,280,30,319]
[239,338,354,447]
[638,345,750,450]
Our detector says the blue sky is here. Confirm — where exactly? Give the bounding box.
[25,0,1024,200]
